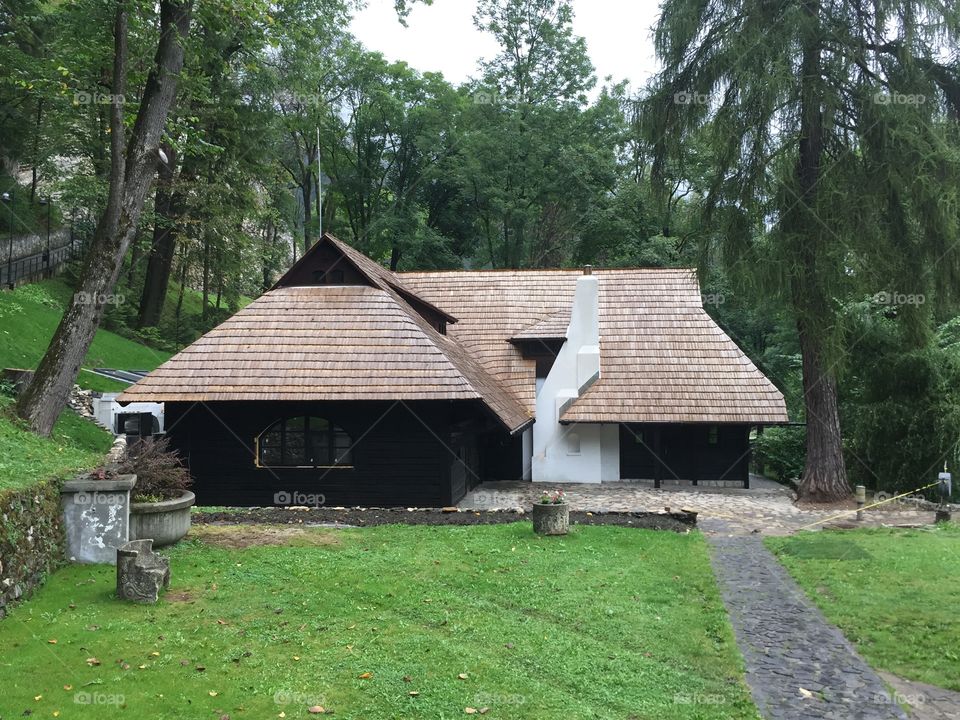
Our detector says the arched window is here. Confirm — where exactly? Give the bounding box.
[256,417,353,468]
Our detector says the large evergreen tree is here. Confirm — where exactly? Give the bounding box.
[648,0,960,500]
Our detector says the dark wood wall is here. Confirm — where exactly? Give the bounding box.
[164,400,493,507]
[619,423,751,485]
[277,242,371,287]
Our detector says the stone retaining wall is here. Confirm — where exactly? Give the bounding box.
[0,479,66,619]
[6,226,70,261]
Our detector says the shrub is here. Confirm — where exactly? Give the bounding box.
[116,436,193,502]
[753,426,805,483]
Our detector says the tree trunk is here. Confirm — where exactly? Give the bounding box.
[302,170,313,254]
[797,314,848,500]
[16,0,193,437]
[174,244,188,345]
[201,229,210,321]
[214,243,223,309]
[791,0,849,501]
[30,98,42,203]
[137,142,178,328]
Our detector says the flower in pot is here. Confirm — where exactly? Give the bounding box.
[532,490,569,535]
[117,437,195,547]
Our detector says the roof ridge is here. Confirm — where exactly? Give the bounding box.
[398,267,699,275]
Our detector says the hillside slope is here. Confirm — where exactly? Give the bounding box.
[0,281,171,392]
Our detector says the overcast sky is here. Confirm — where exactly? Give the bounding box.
[349,0,662,91]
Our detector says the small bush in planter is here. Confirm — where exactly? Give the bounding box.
[538,490,566,505]
[533,490,569,535]
[116,437,193,503]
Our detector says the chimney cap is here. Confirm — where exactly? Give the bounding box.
[583,265,593,275]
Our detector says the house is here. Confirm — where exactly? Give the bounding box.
[118,233,788,507]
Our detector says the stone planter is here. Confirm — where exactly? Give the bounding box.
[60,474,137,564]
[129,491,195,547]
[532,502,570,535]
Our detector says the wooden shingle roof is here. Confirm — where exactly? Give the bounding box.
[400,269,788,424]
[511,311,571,341]
[118,286,530,432]
[121,232,786,429]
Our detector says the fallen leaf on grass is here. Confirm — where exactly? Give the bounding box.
[209,691,219,697]
[408,691,420,697]
[358,672,373,679]
[62,686,72,691]
[47,639,57,644]
[85,658,100,666]
[402,675,412,683]
[464,708,477,715]
[457,673,469,680]
[34,695,42,701]
[307,706,324,714]
[150,651,160,657]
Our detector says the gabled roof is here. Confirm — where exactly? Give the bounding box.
[400,269,788,424]
[272,234,458,324]
[120,235,529,433]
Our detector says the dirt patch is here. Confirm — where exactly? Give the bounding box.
[165,589,195,603]
[190,524,342,549]
[192,507,697,532]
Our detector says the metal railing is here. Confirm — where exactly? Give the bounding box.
[1,228,90,288]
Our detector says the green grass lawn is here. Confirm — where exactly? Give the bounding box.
[0,280,170,392]
[767,525,960,691]
[0,524,759,719]
[0,396,113,491]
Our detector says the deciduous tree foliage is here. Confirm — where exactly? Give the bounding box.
[16,0,193,436]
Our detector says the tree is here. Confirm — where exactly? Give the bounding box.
[16,0,193,436]
[648,0,960,500]
[452,0,617,268]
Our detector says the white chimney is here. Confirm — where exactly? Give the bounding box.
[531,268,604,483]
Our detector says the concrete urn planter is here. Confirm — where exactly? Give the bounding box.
[129,491,195,547]
[532,502,570,535]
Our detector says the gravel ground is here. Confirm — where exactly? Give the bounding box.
[192,506,697,532]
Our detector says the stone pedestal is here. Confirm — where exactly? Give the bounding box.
[60,475,136,564]
[532,503,570,535]
[116,539,170,603]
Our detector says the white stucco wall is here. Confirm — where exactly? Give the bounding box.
[531,273,619,483]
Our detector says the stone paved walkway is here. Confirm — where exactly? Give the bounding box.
[459,478,936,536]
[709,536,909,720]
[461,479,949,719]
